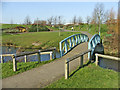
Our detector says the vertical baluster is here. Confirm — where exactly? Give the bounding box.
[69,38,72,49]
[65,41,68,53]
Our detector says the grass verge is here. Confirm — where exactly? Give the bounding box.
[2,59,56,79]
[46,62,119,88]
[2,32,81,51]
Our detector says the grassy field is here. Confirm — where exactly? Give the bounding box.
[1,59,57,79]
[2,24,31,29]
[46,62,119,88]
[2,32,81,51]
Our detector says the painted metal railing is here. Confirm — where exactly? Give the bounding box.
[88,34,101,59]
[59,34,88,57]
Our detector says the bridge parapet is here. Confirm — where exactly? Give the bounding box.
[88,34,101,59]
[59,34,88,57]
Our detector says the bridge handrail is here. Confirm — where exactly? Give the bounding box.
[95,53,120,66]
[60,34,89,57]
[88,34,101,59]
[65,49,92,79]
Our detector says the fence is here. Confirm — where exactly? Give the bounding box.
[1,47,56,71]
[60,34,88,57]
[95,53,120,66]
[65,49,92,79]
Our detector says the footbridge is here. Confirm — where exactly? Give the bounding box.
[2,31,102,88]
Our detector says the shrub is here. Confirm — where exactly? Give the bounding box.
[28,25,50,32]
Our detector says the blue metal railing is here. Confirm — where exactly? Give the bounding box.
[59,34,88,57]
[88,34,100,59]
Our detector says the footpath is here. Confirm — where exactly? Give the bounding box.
[2,31,92,88]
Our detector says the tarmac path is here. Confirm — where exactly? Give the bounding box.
[2,31,92,88]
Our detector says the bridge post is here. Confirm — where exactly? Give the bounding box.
[12,55,17,72]
[95,54,98,66]
[1,55,3,63]
[24,55,27,63]
[38,50,41,63]
[80,55,83,67]
[65,59,69,79]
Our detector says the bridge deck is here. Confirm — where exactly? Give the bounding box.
[2,31,92,88]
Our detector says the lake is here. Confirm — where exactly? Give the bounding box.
[1,46,60,63]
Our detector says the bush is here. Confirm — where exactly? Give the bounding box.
[28,25,50,32]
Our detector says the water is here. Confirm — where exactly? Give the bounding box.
[99,58,120,72]
[1,46,60,63]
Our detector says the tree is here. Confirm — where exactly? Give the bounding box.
[86,16,91,31]
[58,16,62,36]
[53,16,57,26]
[24,15,32,25]
[94,3,105,35]
[72,16,77,25]
[10,18,13,27]
[91,8,99,32]
[47,16,53,26]
[77,16,82,29]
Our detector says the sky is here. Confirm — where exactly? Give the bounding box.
[1,1,118,24]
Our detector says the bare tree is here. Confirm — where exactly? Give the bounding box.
[24,15,32,25]
[58,16,62,36]
[53,16,57,26]
[92,8,98,32]
[86,16,91,31]
[47,16,53,26]
[10,18,13,27]
[72,16,77,25]
[77,16,82,29]
[94,3,105,35]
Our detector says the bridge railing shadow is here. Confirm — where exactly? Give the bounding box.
[65,49,92,79]
[69,60,92,78]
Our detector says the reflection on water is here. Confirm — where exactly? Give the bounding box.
[1,46,60,63]
[99,58,120,72]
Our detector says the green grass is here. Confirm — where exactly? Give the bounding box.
[2,24,31,29]
[2,32,81,50]
[2,60,55,79]
[46,63,119,88]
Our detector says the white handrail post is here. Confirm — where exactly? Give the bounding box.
[50,51,53,60]
[24,55,27,63]
[1,55,3,63]
[38,50,41,63]
[95,54,98,66]
[65,59,69,79]
[12,55,17,71]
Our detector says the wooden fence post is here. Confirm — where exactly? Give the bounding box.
[50,51,53,60]
[95,54,98,66]
[54,50,56,59]
[12,55,17,71]
[1,55,3,63]
[65,59,69,79]
[38,50,41,63]
[24,55,27,63]
[80,55,83,67]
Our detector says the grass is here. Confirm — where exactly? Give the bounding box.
[2,59,56,79]
[46,62,119,88]
[2,24,31,29]
[2,32,81,50]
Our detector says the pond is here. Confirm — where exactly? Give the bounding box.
[1,46,60,63]
[98,57,120,72]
